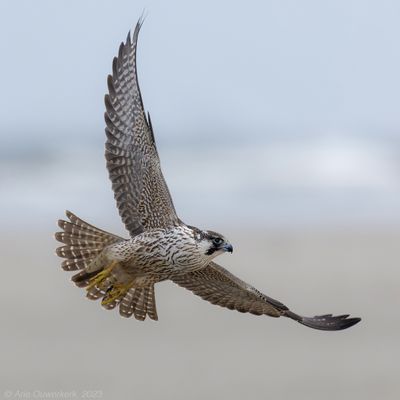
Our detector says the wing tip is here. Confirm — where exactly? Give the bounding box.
[130,13,146,45]
[295,313,361,331]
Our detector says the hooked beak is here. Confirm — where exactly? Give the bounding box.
[223,243,233,253]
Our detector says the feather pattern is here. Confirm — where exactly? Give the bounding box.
[56,211,123,271]
[105,20,179,235]
[119,286,158,321]
[173,262,361,331]
[172,262,287,317]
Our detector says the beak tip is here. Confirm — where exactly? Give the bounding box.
[224,244,233,253]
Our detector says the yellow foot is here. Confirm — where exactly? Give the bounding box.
[86,260,118,291]
[101,283,132,306]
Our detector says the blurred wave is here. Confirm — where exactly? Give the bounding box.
[2,131,400,231]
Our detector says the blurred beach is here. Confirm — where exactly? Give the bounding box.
[0,226,398,399]
[3,135,400,231]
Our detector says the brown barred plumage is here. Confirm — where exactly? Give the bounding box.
[104,19,180,235]
[119,286,158,320]
[55,19,361,330]
[56,211,122,271]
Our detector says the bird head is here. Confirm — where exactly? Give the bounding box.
[199,230,233,258]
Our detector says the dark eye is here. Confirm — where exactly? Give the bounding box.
[212,237,223,246]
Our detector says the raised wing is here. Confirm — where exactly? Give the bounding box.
[105,19,180,235]
[172,262,361,331]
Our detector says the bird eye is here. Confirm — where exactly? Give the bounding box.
[213,237,223,246]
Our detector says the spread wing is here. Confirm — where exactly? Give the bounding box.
[172,262,361,331]
[104,20,180,235]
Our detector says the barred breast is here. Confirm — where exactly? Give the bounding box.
[105,225,206,280]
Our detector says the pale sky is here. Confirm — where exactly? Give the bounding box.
[1,0,400,229]
[1,0,400,143]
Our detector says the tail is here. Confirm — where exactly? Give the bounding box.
[119,286,158,321]
[55,210,123,273]
[56,211,158,321]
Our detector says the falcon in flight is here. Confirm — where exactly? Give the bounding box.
[56,19,360,330]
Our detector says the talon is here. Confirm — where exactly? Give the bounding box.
[102,283,132,305]
[86,260,118,290]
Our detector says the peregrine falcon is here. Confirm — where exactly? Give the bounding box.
[55,19,361,330]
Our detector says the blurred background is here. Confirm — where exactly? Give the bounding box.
[0,0,399,399]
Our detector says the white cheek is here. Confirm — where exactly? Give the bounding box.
[197,240,211,255]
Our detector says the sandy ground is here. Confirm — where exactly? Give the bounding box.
[1,227,398,400]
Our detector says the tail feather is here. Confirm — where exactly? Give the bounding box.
[62,259,90,271]
[146,285,158,321]
[133,290,147,321]
[56,246,103,260]
[57,219,103,236]
[119,286,158,321]
[55,232,107,248]
[56,211,158,322]
[119,288,139,318]
[86,285,107,300]
[71,270,99,288]
[55,210,123,271]
[63,210,116,235]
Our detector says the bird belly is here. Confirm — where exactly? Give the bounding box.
[104,229,205,282]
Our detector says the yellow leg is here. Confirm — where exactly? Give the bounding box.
[86,260,118,291]
[101,283,132,306]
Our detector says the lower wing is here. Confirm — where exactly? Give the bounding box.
[172,262,361,331]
